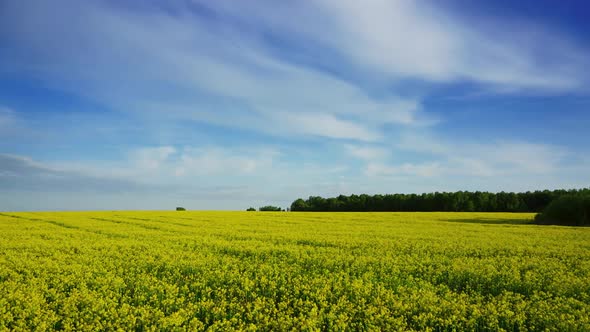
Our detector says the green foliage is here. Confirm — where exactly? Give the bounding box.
[258,206,282,212]
[246,207,256,211]
[290,199,307,211]
[176,207,186,211]
[0,211,589,330]
[290,188,590,212]
[535,194,590,226]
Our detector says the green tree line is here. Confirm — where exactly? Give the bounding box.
[258,206,283,212]
[290,189,590,212]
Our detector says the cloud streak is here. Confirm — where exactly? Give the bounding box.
[394,133,569,177]
[3,0,585,147]
[0,0,427,143]
[194,0,590,91]
[0,154,149,193]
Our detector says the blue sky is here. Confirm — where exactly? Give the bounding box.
[1,0,589,210]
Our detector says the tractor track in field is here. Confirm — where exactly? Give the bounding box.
[158,215,209,222]
[89,217,186,234]
[117,215,197,229]
[0,213,128,238]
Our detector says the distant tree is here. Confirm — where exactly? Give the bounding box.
[535,195,590,226]
[259,206,282,212]
[246,207,256,211]
[307,196,327,211]
[176,207,186,211]
[464,200,475,212]
[290,199,308,211]
[289,188,590,213]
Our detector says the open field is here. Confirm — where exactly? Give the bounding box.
[1,211,589,331]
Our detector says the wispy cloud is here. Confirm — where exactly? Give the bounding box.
[394,132,569,176]
[0,150,344,209]
[174,147,278,177]
[366,161,442,178]
[132,146,177,171]
[0,152,292,210]
[344,144,389,161]
[43,146,280,184]
[4,0,583,148]
[0,107,18,135]
[195,0,589,91]
[0,154,149,193]
[0,0,428,144]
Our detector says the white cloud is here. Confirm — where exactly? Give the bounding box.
[481,142,567,174]
[277,112,379,141]
[395,132,568,176]
[0,148,345,209]
[461,141,567,175]
[0,0,428,145]
[131,146,176,171]
[312,0,462,80]
[194,0,589,92]
[43,145,282,185]
[0,107,17,132]
[396,132,451,155]
[4,0,583,149]
[447,157,496,177]
[174,147,277,177]
[0,153,150,194]
[344,144,389,160]
[316,0,589,90]
[366,161,442,177]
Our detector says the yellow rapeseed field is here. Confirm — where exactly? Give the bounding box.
[0,211,589,331]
